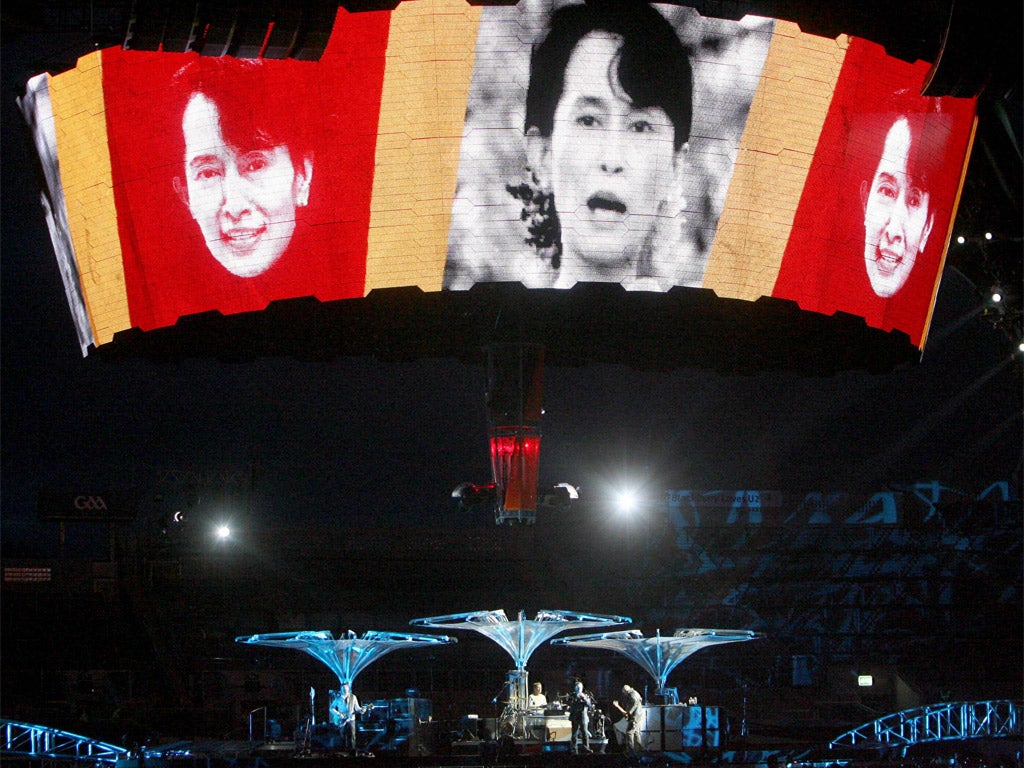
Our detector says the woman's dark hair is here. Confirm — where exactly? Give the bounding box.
[871,90,953,195]
[171,57,313,174]
[525,0,693,152]
[512,0,693,260]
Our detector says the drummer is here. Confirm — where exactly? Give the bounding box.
[528,681,548,710]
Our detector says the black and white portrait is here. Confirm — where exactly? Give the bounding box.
[444,0,774,291]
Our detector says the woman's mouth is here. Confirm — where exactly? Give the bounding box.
[222,226,266,250]
[587,194,627,216]
[875,246,903,274]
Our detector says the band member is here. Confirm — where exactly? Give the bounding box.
[528,681,548,710]
[567,679,595,754]
[329,682,361,752]
[613,683,644,753]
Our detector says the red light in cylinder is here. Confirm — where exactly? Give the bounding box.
[486,343,544,523]
[489,427,541,513]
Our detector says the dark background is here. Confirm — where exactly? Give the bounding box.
[1,0,1021,751]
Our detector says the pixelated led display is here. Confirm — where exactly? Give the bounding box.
[22,0,976,355]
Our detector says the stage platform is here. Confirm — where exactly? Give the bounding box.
[130,738,753,768]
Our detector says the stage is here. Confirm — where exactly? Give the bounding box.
[4,711,1020,768]
[125,737,787,768]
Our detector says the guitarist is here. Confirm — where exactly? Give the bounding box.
[329,682,365,753]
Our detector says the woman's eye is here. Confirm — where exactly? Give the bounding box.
[242,154,271,174]
[630,120,654,134]
[195,166,222,181]
[576,114,599,128]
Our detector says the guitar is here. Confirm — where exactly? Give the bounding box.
[330,699,372,726]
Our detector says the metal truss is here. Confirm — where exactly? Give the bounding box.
[829,700,1022,750]
[1,719,128,764]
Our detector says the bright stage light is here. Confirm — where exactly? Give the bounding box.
[616,489,640,514]
[214,524,232,541]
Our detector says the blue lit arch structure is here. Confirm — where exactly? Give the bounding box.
[410,609,630,731]
[409,609,631,672]
[1,719,128,764]
[234,629,457,687]
[551,627,761,697]
[829,700,1022,752]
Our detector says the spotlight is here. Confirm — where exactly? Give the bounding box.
[982,285,1016,333]
[956,235,965,244]
[616,489,640,513]
[984,232,993,240]
[214,524,231,541]
[985,286,1006,315]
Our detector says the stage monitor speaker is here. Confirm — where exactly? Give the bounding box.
[641,705,722,751]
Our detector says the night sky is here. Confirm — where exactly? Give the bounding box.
[2,26,1021,562]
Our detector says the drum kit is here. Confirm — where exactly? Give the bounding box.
[500,690,608,744]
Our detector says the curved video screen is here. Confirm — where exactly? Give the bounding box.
[21,0,976,356]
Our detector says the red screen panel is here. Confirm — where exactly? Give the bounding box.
[102,9,390,332]
[771,37,976,346]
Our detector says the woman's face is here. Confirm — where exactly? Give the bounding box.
[862,117,934,298]
[539,32,681,275]
[179,93,311,278]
